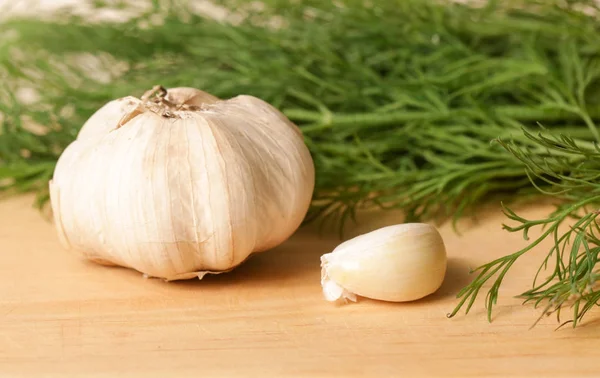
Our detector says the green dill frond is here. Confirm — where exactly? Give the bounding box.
[449,131,600,327]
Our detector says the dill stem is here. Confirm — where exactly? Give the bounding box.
[286,106,600,129]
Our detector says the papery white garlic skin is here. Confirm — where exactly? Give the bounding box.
[49,86,315,281]
[321,223,447,303]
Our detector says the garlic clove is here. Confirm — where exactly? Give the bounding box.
[77,96,143,140]
[320,223,447,303]
[164,87,220,107]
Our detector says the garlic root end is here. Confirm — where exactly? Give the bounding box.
[322,277,358,303]
[163,268,233,282]
[321,257,357,303]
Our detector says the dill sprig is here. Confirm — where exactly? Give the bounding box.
[3,0,600,325]
[449,130,600,328]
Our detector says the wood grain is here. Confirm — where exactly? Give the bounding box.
[0,195,599,377]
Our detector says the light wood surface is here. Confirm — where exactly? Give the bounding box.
[1,195,599,377]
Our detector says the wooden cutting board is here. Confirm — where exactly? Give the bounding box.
[0,195,598,377]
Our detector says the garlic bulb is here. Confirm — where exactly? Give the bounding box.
[50,86,315,281]
[321,223,447,303]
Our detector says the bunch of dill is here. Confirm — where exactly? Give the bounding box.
[2,0,600,326]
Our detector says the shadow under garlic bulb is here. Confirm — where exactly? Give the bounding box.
[49,86,315,281]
